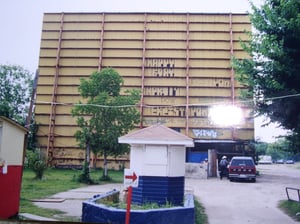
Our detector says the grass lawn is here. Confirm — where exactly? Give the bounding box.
[20,168,123,220]
[20,168,207,222]
[279,200,300,222]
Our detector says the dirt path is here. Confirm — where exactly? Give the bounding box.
[186,164,300,224]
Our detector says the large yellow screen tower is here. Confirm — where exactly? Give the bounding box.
[35,13,253,167]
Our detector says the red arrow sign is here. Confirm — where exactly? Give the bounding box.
[125,172,137,182]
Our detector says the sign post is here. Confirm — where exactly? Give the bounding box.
[124,169,138,224]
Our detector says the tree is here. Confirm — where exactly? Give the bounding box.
[0,64,33,124]
[72,68,140,180]
[233,0,300,152]
[255,141,268,156]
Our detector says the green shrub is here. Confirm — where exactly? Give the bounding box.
[77,161,94,184]
[26,149,47,180]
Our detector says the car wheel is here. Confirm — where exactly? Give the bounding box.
[252,178,256,183]
[229,178,234,182]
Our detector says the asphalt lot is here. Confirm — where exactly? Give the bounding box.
[33,164,300,223]
[188,163,300,224]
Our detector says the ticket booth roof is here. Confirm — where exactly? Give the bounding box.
[119,124,194,147]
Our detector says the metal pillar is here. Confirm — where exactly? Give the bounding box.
[98,13,105,71]
[140,13,147,128]
[46,13,64,165]
[185,13,190,136]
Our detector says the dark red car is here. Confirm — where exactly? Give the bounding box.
[228,156,256,182]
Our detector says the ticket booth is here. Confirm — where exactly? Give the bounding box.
[0,116,27,219]
[119,124,194,206]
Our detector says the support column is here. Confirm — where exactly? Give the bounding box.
[46,12,64,165]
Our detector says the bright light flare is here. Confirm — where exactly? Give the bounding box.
[209,105,243,126]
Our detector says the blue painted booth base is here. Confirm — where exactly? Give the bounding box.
[132,176,184,206]
[82,191,195,224]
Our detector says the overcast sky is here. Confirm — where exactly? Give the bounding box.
[1,0,287,142]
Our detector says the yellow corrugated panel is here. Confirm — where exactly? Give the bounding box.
[189,50,230,59]
[103,49,143,58]
[189,14,230,23]
[146,14,187,22]
[190,59,230,68]
[61,40,100,48]
[189,77,232,87]
[35,115,50,125]
[234,129,255,140]
[59,58,98,66]
[38,67,56,75]
[35,95,52,103]
[188,68,230,78]
[41,32,60,39]
[57,86,80,95]
[105,13,145,22]
[60,49,99,58]
[189,88,231,97]
[189,32,230,41]
[233,50,250,59]
[103,40,143,49]
[43,13,63,22]
[231,14,251,23]
[142,97,185,106]
[56,95,81,103]
[104,31,144,40]
[63,13,103,22]
[189,23,231,32]
[40,40,59,49]
[144,77,185,86]
[146,40,186,49]
[55,106,73,114]
[143,117,186,127]
[62,23,102,31]
[189,41,230,50]
[189,97,232,105]
[145,50,186,58]
[147,23,187,31]
[102,58,142,67]
[38,136,79,148]
[53,148,85,159]
[42,23,61,31]
[123,77,141,86]
[113,67,144,76]
[58,67,96,76]
[53,115,78,125]
[39,49,57,57]
[36,86,53,94]
[62,31,101,40]
[147,32,186,40]
[104,23,144,31]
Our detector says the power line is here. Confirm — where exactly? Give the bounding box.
[34,93,300,109]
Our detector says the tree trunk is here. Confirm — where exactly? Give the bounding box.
[86,141,91,171]
[93,153,97,169]
[103,149,108,178]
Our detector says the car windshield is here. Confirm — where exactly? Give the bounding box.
[231,159,254,166]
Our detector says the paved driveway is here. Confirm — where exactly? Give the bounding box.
[185,164,299,224]
[34,164,299,223]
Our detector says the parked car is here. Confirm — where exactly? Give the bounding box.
[276,159,285,164]
[286,160,295,164]
[258,155,272,164]
[228,156,256,182]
